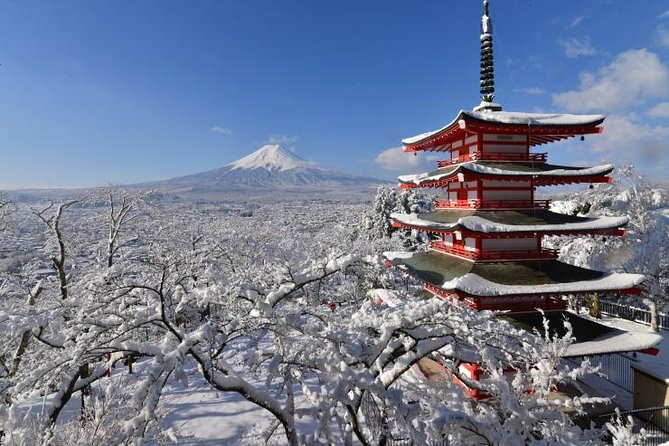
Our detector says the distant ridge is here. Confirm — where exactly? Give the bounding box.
[132,144,389,191]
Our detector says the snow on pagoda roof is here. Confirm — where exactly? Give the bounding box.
[401,110,605,146]
[398,162,614,186]
[564,329,661,357]
[384,250,644,297]
[502,311,662,357]
[390,210,629,234]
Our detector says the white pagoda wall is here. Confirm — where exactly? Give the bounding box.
[447,181,479,201]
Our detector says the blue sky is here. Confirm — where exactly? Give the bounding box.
[1,0,669,188]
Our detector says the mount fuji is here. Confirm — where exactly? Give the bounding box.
[135,145,389,192]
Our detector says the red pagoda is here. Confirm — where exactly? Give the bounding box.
[383,1,660,374]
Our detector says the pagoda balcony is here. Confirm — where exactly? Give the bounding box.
[434,199,551,210]
[437,151,547,167]
[429,241,559,261]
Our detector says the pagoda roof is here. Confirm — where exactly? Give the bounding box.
[502,311,662,357]
[390,210,628,235]
[402,109,605,152]
[384,250,644,297]
[398,162,613,188]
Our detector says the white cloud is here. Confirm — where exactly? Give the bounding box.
[568,16,584,28]
[374,147,432,171]
[559,37,596,58]
[657,25,669,47]
[514,86,545,95]
[266,134,299,145]
[210,126,231,135]
[587,114,669,170]
[553,49,669,112]
[647,102,669,118]
[660,10,669,19]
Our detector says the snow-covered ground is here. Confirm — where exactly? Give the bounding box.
[159,365,276,445]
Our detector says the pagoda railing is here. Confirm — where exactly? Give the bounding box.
[430,241,477,259]
[429,241,559,261]
[434,199,551,210]
[437,152,547,167]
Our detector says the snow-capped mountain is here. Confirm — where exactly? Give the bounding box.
[135,144,388,192]
[228,144,315,172]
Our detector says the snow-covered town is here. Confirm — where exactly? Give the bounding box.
[2,0,669,445]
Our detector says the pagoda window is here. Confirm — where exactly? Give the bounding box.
[482,133,528,143]
[464,238,477,251]
[482,189,532,201]
[482,180,531,188]
[482,143,527,154]
[482,238,536,251]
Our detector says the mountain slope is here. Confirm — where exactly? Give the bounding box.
[135,145,389,191]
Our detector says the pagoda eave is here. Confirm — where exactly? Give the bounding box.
[502,311,662,358]
[399,174,612,189]
[383,251,645,309]
[402,112,605,152]
[390,220,627,238]
[387,266,643,312]
[424,282,642,312]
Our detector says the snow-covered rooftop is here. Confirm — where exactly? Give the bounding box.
[502,311,662,358]
[398,162,614,186]
[401,110,605,146]
[384,251,644,297]
[390,210,629,234]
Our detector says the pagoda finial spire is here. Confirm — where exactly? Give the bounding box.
[476,0,502,111]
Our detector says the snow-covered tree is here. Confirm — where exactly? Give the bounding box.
[0,198,639,445]
[550,164,669,328]
[91,187,153,268]
[0,192,14,231]
[364,186,433,250]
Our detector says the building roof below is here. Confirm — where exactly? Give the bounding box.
[384,250,644,297]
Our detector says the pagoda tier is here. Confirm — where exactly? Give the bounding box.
[384,251,644,312]
[402,110,604,153]
[390,210,628,236]
[398,162,613,190]
[390,210,627,262]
